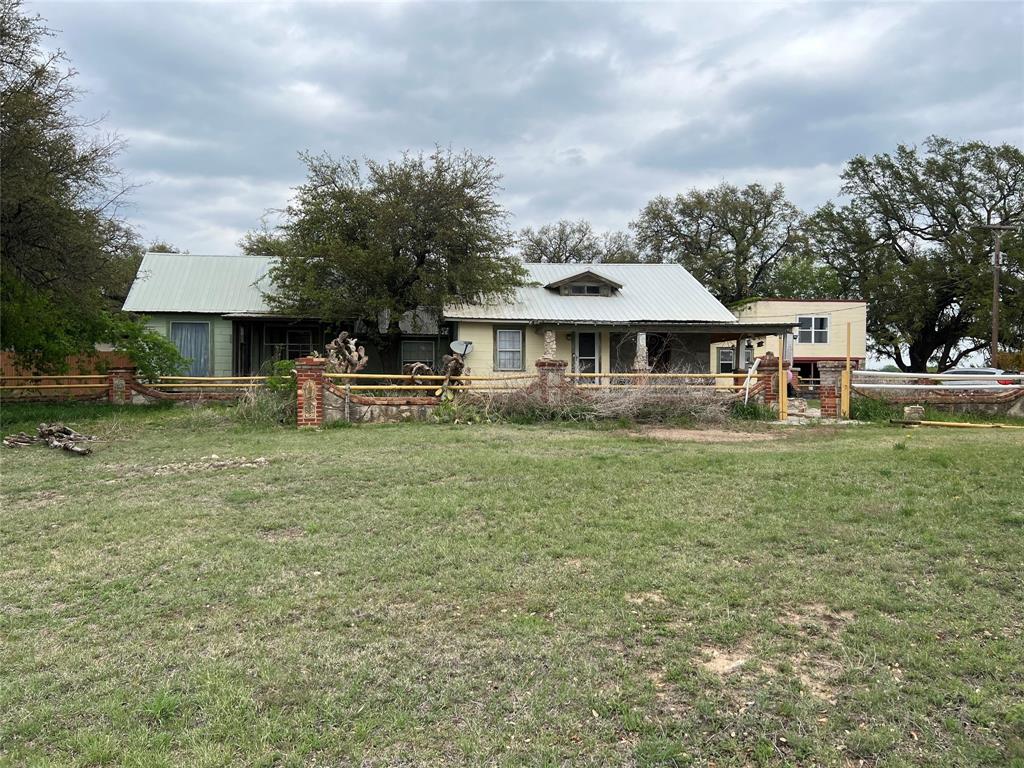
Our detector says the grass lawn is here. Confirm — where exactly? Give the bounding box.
[1,403,1022,767]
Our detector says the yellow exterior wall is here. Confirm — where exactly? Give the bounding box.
[710,300,867,370]
[455,322,611,377]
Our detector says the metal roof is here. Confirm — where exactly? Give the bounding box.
[445,263,738,324]
[123,256,747,328]
[123,253,275,314]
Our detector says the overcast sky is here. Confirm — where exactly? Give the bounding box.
[34,0,1024,254]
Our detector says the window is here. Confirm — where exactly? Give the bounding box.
[286,330,313,359]
[495,329,524,371]
[170,322,210,376]
[401,339,436,367]
[717,347,734,374]
[797,316,829,344]
[569,284,602,295]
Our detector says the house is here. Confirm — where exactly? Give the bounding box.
[709,299,868,381]
[122,253,449,376]
[122,253,796,376]
[446,264,794,375]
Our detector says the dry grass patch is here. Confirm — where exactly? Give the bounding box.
[630,427,781,443]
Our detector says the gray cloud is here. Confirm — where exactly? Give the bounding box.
[33,0,1024,252]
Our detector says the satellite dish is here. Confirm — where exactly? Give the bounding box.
[450,340,473,356]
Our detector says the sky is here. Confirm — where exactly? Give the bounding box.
[34,0,1024,254]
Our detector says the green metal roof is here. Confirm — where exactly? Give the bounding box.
[123,253,275,314]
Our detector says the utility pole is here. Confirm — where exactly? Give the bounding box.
[979,224,1019,367]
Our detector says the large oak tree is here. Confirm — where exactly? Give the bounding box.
[244,149,525,353]
[631,182,809,305]
[809,137,1024,371]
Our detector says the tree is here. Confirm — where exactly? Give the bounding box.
[146,240,187,253]
[244,148,525,353]
[518,219,639,264]
[809,137,1024,371]
[631,182,807,305]
[0,0,181,374]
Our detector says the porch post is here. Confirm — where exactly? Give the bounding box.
[295,356,326,428]
[633,332,649,372]
[542,328,557,360]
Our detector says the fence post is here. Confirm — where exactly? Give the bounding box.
[535,357,567,403]
[818,361,847,419]
[108,367,136,405]
[295,357,326,428]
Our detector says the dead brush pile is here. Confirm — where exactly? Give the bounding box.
[451,381,734,425]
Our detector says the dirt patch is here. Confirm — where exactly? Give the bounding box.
[698,645,752,675]
[780,603,855,638]
[19,490,68,509]
[103,455,270,480]
[630,428,781,443]
[260,526,306,542]
[626,590,667,606]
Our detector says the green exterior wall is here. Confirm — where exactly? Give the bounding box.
[143,313,233,376]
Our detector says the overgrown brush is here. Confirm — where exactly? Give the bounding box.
[441,382,736,425]
[231,360,296,425]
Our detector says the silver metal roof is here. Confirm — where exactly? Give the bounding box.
[123,253,275,313]
[445,263,738,324]
[123,256,739,327]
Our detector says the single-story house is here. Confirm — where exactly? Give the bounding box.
[709,299,868,380]
[122,253,795,376]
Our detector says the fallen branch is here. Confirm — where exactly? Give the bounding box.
[3,423,97,455]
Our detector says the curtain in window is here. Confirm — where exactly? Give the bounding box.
[496,330,523,370]
[170,322,210,376]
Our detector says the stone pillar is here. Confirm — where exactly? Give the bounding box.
[295,357,326,428]
[817,361,846,419]
[535,358,567,403]
[633,332,649,372]
[542,329,557,360]
[108,367,136,404]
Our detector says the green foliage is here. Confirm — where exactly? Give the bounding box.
[632,182,812,304]
[1,0,143,371]
[104,315,186,380]
[243,148,526,353]
[232,359,296,426]
[730,400,776,421]
[809,136,1024,371]
[850,397,901,423]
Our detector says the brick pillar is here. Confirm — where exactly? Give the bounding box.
[108,367,136,404]
[818,361,846,419]
[295,357,326,428]
[758,354,785,406]
[535,358,567,403]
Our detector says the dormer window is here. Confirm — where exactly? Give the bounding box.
[545,269,623,297]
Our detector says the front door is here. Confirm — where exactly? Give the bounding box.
[574,331,599,373]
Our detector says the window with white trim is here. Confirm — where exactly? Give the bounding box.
[797,316,829,344]
[495,329,524,371]
[717,347,734,374]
